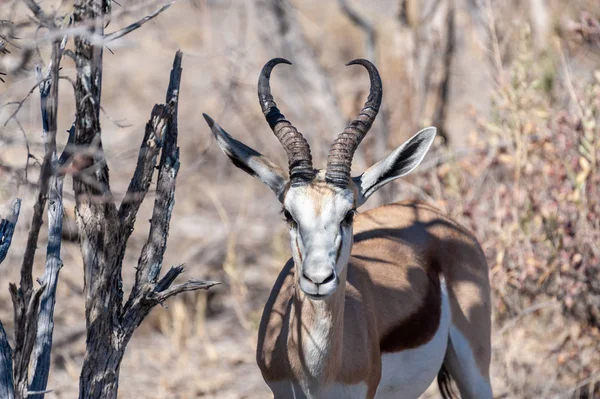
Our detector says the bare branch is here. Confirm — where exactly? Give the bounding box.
[104,2,174,42]
[19,38,61,312]
[127,51,182,302]
[1,31,65,399]
[118,104,170,234]
[152,278,219,303]
[1,82,44,128]
[58,124,75,168]
[120,265,218,338]
[338,0,376,61]
[21,0,54,28]
[0,321,14,399]
[29,152,65,398]
[118,51,218,341]
[0,199,21,265]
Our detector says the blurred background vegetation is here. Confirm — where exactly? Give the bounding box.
[1,0,599,397]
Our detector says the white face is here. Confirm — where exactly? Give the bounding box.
[283,181,356,299]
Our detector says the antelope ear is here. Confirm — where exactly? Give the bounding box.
[353,127,436,207]
[204,114,288,202]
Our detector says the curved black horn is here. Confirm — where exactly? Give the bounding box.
[325,59,382,187]
[258,58,314,184]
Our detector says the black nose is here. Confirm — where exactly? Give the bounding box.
[303,271,336,285]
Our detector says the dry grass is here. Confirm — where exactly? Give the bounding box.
[1,0,599,397]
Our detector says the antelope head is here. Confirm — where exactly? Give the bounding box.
[203,58,436,300]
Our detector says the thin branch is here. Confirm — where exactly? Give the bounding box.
[496,299,560,336]
[100,105,132,128]
[338,0,376,61]
[104,2,174,42]
[1,81,44,128]
[118,104,170,236]
[21,0,54,28]
[152,278,219,303]
[120,264,218,337]
[0,199,22,265]
[58,124,76,168]
[19,38,61,310]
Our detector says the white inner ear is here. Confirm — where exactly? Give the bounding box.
[354,127,436,205]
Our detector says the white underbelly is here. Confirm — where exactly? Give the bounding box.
[267,380,368,399]
[375,283,451,399]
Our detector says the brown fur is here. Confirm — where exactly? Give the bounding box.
[256,201,492,395]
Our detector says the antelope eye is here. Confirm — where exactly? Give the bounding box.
[283,209,296,226]
[343,209,356,225]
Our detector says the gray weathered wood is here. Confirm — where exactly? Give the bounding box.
[72,2,122,396]
[7,31,62,399]
[0,198,21,265]
[29,152,65,399]
[118,104,169,241]
[0,321,14,399]
[74,47,217,399]
[0,198,21,399]
[9,284,45,399]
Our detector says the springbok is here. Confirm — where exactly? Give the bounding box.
[203,58,492,399]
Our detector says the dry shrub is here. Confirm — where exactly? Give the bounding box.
[410,26,600,396]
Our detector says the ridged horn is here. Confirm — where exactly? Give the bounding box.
[325,59,382,188]
[258,58,314,184]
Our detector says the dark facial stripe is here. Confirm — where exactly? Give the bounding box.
[295,236,303,263]
[336,227,345,262]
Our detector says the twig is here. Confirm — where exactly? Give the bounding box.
[560,373,600,399]
[0,199,22,265]
[337,0,376,61]
[555,38,585,122]
[152,278,219,302]
[496,299,560,336]
[104,2,174,42]
[100,105,132,128]
[1,81,44,128]
[21,0,54,28]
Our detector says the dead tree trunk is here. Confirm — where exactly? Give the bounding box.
[338,0,393,204]
[1,1,216,398]
[72,2,217,395]
[410,0,455,144]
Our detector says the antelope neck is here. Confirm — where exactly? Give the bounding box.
[290,265,348,385]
